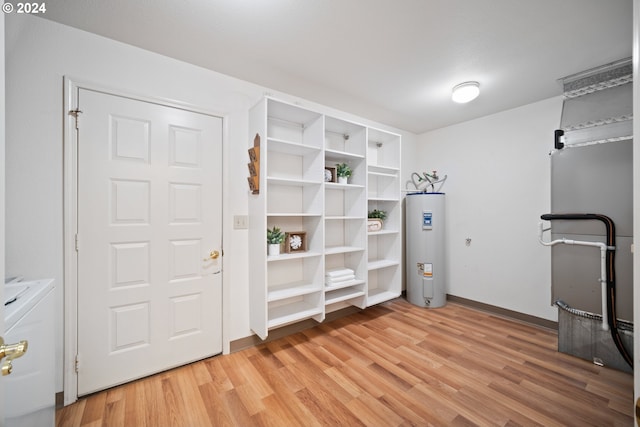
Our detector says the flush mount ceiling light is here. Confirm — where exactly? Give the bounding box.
[451,81,480,103]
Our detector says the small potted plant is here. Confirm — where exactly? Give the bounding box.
[336,163,352,184]
[367,209,387,232]
[267,226,284,256]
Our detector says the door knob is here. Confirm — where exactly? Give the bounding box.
[0,336,28,376]
[203,250,220,261]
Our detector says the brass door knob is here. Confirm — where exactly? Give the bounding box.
[0,337,28,376]
[203,250,220,261]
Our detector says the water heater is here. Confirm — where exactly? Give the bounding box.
[405,192,446,308]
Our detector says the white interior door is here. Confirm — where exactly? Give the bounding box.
[76,88,223,395]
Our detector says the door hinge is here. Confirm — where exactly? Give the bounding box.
[69,109,83,130]
[75,234,79,252]
[75,354,80,373]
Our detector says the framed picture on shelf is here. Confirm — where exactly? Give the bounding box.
[324,167,336,183]
[284,231,307,253]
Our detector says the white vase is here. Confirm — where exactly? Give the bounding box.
[367,219,383,232]
[268,243,280,256]
[338,176,348,184]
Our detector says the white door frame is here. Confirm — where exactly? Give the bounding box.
[62,77,231,405]
[633,1,640,424]
[1,12,6,426]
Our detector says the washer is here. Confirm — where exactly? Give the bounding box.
[4,279,55,427]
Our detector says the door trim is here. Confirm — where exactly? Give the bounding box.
[63,77,231,405]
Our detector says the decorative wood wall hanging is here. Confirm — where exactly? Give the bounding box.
[247,133,260,194]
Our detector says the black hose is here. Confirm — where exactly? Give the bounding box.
[540,213,633,368]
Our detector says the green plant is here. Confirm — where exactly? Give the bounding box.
[368,209,387,221]
[336,163,352,178]
[267,226,284,244]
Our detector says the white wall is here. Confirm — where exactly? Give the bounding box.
[417,97,562,321]
[4,14,416,393]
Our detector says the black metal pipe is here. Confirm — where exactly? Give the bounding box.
[540,213,632,368]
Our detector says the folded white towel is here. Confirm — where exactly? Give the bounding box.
[325,275,356,285]
[326,274,355,283]
[325,268,354,278]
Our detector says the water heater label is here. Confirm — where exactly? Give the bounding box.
[423,263,433,277]
[422,211,433,229]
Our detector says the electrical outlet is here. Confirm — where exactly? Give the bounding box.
[234,215,248,229]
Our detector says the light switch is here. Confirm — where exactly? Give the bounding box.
[234,215,248,229]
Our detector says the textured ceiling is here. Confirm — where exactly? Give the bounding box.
[37,0,632,134]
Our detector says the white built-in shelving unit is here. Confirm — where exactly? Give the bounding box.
[248,97,401,339]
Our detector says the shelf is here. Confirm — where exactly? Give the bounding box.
[267,177,322,187]
[325,246,365,255]
[268,282,323,302]
[324,279,365,292]
[368,164,400,174]
[267,212,322,217]
[367,289,400,306]
[325,288,365,305]
[268,251,323,262]
[325,148,365,161]
[268,100,322,127]
[268,137,322,156]
[368,229,398,236]
[368,196,400,202]
[268,301,323,329]
[325,215,364,221]
[368,170,398,179]
[324,182,365,190]
[368,259,400,270]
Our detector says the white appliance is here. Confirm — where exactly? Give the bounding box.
[4,279,55,427]
[405,193,446,308]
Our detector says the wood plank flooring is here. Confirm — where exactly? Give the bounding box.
[56,299,633,426]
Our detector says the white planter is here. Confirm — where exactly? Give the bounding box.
[338,176,348,184]
[367,219,383,232]
[268,243,280,256]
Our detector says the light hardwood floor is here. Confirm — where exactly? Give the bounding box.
[56,299,633,426]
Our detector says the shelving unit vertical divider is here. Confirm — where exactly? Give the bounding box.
[248,99,268,339]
